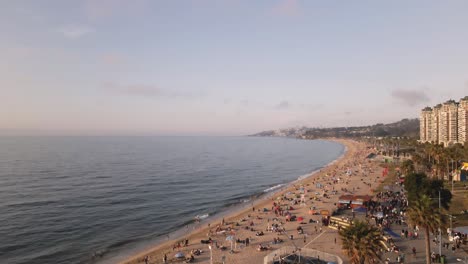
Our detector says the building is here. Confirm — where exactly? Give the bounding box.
[431,104,442,143]
[419,107,432,142]
[458,96,468,144]
[420,96,468,146]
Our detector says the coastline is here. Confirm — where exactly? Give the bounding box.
[118,138,354,264]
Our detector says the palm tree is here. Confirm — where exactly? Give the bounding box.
[339,220,386,264]
[401,159,415,175]
[407,195,443,264]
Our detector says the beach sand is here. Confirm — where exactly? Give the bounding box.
[121,139,384,264]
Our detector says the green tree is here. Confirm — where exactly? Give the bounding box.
[407,195,444,264]
[401,159,415,175]
[404,172,452,210]
[339,220,386,264]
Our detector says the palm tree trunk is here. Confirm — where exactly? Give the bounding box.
[425,226,431,264]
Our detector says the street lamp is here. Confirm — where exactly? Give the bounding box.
[429,191,442,256]
[437,191,443,256]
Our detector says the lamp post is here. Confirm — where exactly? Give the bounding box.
[430,192,442,256]
[438,191,442,256]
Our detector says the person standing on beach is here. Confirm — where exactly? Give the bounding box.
[163,254,167,263]
[144,255,149,264]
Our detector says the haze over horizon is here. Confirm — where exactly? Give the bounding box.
[2,0,468,136]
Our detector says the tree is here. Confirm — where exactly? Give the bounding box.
[339,220,386,264]
[407,195,444,264]
[404,172,452,210]
[401,159,415,175]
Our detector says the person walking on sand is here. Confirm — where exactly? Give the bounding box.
[163,254,167,263]
[144,255,149,264]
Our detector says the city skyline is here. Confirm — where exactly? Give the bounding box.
[2,1,468,136]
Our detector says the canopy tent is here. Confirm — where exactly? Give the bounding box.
[354,207,367,213]
[374,212,384,218]
[454,226,468,234]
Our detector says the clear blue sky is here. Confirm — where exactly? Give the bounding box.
[1,0,468,135]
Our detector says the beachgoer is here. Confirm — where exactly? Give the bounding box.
[163,254,167,263]
[144,255,149,264]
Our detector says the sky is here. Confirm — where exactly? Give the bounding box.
[1,0,468,136]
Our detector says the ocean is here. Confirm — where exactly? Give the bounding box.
[0,136,344,264]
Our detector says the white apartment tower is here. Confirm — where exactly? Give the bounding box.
[419,107,432,142]
[458,96,468,144]
[420,97,468,146]
[431,104,441,143]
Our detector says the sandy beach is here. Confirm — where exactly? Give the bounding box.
[121,138,383,264]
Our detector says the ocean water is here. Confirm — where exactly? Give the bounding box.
[0,136,344,264]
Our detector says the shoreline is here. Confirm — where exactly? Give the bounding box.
[118,138,352,264]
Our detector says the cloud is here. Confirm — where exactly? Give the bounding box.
[58,25,94,39]
[103,82,201,98]
[270,0,301,17]
[390,88,430,107]
[101,53,126,66]
[275,100,291,110]
[8,45,35,58]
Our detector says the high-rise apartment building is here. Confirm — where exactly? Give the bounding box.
[420,107,432,142]
[431,104,441,143]
[420,97,468,146]
[458,96,468,144]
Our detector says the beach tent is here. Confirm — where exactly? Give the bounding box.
[175,252,185,259]
[459,162,468,181]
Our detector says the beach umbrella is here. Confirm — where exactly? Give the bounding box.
[174,252,185,258]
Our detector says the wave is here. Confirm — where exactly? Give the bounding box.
[195,213,209,220]
[263,184,285,193]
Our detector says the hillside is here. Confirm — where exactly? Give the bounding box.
[250,118,420,139]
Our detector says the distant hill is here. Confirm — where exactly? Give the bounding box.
[250,118,420,139]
